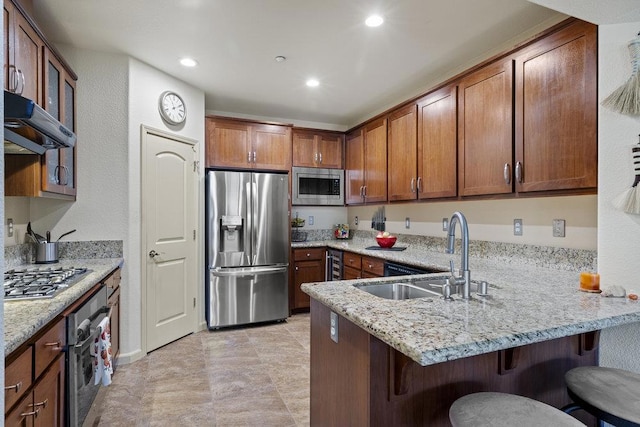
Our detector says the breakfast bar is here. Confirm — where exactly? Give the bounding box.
[301,239,640,426]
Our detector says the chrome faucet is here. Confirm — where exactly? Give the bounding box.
[446,211,471,299]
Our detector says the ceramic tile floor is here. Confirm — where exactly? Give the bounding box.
[90,313,310,426]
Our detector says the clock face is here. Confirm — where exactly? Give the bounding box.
[159,91,186,124]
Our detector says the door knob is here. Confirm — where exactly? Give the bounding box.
[149,250,159,258]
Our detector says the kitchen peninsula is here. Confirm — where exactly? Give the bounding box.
[301,235,640,426]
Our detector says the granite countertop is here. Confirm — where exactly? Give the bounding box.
[300,239,640,367]
[4,258,124,355]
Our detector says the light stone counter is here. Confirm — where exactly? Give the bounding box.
[299,237,640,366]
[4,258,124,355]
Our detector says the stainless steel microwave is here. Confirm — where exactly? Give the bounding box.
[292,167,344,206]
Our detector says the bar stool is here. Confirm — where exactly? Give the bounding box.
[562,366,640,427]
[450,392,585,426]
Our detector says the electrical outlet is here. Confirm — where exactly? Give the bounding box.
[308,215,314,226]
[7,218,13,238]
[330,311,339,343]
[442,218,449,232]
[355,216,359,226]
[553,219,566,237]
[405,217,410,229]
[514,219,523,236]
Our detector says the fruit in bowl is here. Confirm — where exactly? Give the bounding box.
[376,231,397,248]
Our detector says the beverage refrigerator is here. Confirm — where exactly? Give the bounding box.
[205,169,289,328]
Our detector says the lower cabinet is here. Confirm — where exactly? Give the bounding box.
[106,268,122,365]
[342,252,384,279]
[5,318,65,427]
[291,248,326,312]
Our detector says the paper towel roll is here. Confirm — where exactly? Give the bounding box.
[77,319,91,341]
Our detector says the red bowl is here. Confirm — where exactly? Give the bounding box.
[376,236,397,248]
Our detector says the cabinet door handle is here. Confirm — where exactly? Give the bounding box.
[295,266,299,271]
[5,381,22,393]
[319,152,322,164]
[252,151,257,163]
[314,152,318,163]
[515,161,523,183]
[61,165,70,186]
[417,177,422,193]
[17,69,25,95]
[410,178,415,193]
[30,399,48,409]
[247,152,252,163]
[363,186,367,198]
[503,163,511,185]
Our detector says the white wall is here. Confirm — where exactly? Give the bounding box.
[597,23,640,372]
[127,58,205,358]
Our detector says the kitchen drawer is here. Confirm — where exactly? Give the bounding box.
[34,317,65,379]
[362,256,384,276]
[343,252,362,270]
[5,347,32,412]
[293,248,325,261]
[343,266,361,280]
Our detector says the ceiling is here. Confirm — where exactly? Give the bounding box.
[30,0,571,128]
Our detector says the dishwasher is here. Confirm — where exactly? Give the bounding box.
[383,261,434,276]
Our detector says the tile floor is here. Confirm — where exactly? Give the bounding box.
[90,313,310,426]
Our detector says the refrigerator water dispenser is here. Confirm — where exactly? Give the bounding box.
[220,215,244,252]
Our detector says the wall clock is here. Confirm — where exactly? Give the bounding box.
[158,91,186,125]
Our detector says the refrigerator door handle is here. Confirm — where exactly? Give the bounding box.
[210,266,288,276]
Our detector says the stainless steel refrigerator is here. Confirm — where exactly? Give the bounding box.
[206,169,289,329]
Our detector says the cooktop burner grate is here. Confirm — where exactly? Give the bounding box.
[4,266,90,300]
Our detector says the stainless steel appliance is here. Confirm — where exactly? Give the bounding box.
[326,249,343,281]
[206,170,289,329]
[3,266,90,300]
[4,90,76,155]
[383,262,432,276]
[292,166,344,206]
[66,283,109,427]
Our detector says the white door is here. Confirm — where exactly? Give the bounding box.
[142,126,198,352]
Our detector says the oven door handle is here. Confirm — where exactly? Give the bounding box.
[73,305,111,354]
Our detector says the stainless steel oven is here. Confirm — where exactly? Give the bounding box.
[66,284,109,427]
[292,166,344,206]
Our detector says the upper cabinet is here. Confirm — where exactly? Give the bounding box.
[205,117,292,171]
[3,0,43,101]
[292,129,343,169]
[345,118,387,205]
[387,104,418,202]
[458,58,514,197]
[514,20,597,193]
[4,0,78,200]
[417,85,458,199]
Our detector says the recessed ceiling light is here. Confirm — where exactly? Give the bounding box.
[306,78,320,88]
[275,55,287,62]
[365,15,384,27]
[179,57,198,67]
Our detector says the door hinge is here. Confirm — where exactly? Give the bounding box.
[193,297,196,308]
[193,160,200,173]
[193,229,196,240]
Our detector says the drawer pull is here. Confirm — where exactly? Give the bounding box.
[368,264,373,268]
[44,341,62,351]
[306,253,311,257]
[5,381,22,393]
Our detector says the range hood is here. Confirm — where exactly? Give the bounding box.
[4,90,76,155]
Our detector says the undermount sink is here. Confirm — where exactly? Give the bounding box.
[356,282,442,300]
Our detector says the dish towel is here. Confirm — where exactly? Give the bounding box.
[94,316,113,386]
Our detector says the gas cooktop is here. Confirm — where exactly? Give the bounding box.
[4,266,90,301]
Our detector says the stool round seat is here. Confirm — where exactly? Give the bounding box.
[564,366,640,425]
[450,392,584,427]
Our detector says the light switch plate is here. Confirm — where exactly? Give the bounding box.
[308,216,314,226]
[355,216,359,226]
[514,219,523,236]
[553,219,566,237]
[7,218,13,238]
[330,311,338,343]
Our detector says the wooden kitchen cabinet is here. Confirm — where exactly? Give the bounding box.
[5,317,65,427]
[205,117,292,171]
[514,20,597,193]
[361,256,384,278]
[291,248,326,312]
[292,129,343,169]
[106,268,122,364]
[3,0,43,102]
[387,104,418,202]
[458,58,514,197]
[345,118,387,204]
[417,85,458,199]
